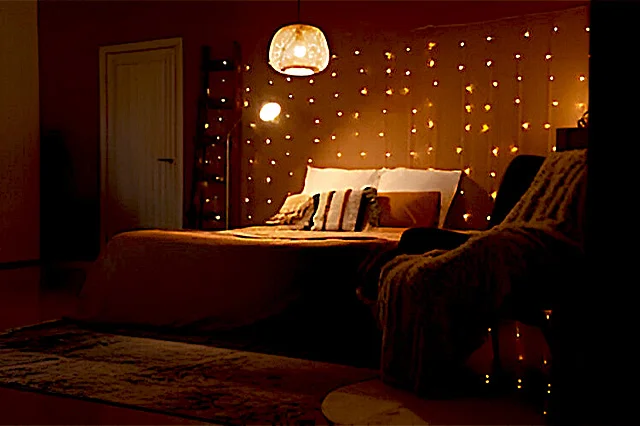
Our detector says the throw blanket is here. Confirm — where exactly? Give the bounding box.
[377,149,587,392]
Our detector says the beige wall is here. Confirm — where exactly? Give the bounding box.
[0,0,40,263]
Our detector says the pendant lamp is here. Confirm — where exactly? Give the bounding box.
[268,0,330,76]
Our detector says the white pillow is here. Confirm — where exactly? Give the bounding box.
[378,167,462,227]
[301,166,382,195]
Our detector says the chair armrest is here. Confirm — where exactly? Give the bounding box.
[398,227,474,254]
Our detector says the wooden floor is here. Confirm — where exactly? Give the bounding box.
[0,264,545,425]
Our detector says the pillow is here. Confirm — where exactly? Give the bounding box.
[265,193,315,229]
[309,187,379,231]
[301,166,382,195]
[377,167,462,227]
[377,191,441,228]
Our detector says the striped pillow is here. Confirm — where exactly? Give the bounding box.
[310,187,378,231]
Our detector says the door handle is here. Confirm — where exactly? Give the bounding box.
[157,158,175,164]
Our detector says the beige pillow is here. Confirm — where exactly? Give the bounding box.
[265,193,314,228]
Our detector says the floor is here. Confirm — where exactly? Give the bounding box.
[0,264,545,425]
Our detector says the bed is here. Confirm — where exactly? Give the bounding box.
[71,165,460,335]
[71,225,405,332]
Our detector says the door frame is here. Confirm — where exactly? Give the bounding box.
[99,37,183,251]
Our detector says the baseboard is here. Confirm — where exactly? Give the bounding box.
[0,259,40,270]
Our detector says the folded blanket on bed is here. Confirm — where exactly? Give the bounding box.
[377,149,587,392]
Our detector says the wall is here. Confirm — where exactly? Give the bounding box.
[37,0,587,260]
[0,0,40,264]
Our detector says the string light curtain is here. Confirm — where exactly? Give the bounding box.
[246,6,589,227]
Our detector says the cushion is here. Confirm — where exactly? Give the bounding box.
[309,187,379,231]
[265,193,315,228]
[301,166,382,195]
[377,167,462,227]
[377,191,441,228]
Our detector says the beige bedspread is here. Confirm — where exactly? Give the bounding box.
[71,226,404,332]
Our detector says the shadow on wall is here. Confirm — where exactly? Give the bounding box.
[40,130,100,261]
[445,175,493,230]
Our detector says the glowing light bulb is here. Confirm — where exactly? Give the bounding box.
[427,42,436,50]
[401,87,410,95]
[463,213,471,221]
[579,75,586,81]
[353,112,360,119]
[405,47,411,52]
[354,131,359,136]
[289,171,294,176]
[552,100,559,107]
[336,152,342,158]
[458,65,465,71]
[405,70,411,76]
[245,139,252,145]
[517,75,523,81]
[511,146,519,153]
[308,98,315,104]
[268,80,273,85]
[427,59,435,68]
[378,132,385,137]
[244,197,250,203]
[285,134,291,140]
[545,54,553,60]
[331,72,337,78]
[484,104,492,112]
[386,67,392,74]
[524,31,530,38]
[515,98,521,104]
[385,51,394,60]
[337,111,343,117]
[481,124,490,133]
[331,135,336,140]
[518,355,524,361]
[360,87,368,95]
[265,138,271,144]
[359,68,366,74]
[411,127,417,134]
[314,119,320,124]
[309,79,314,84]
[410,151,417,157]
[465,124,471,132]
[204,123,209,129]
[522,122,530,130]
[486,60,493,67]
[486,36,493,42]
[285,151,290,156]
[288,94,294,99]
[549,75,554,81]
[412,108,418,114]
[492,147,499,156]
[544,123,551,129]
[490,171,496,178]
[385,152,391,158]
[515,53,521,59]
[465,104,472,113]
[286,77,291,82]
[456,147,463,154]
[554,26,559,32]
[243,100,249,107]
[265,177,272,183]
[308,158,313,163]
[270,160,276,165]
[354,49,361,55]
[386,88,393,95]
[433,80,439,86]
[245,87,251,92]
[360,151,367,157]
[459,41,465,47]
[382,109,387,114]
[259,102,281,122]
[465,84,473,93]
[585,26,590,32]
[464,167,471,175]
[313,138,320,143]
[492,81,499,87]
[491,191,497,199]
[427,120,434,128]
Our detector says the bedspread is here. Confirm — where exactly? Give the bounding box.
[71,226,403,332]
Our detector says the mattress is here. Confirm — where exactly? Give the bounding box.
[71,226,405,332]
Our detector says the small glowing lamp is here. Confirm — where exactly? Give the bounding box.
[259,102,281,122]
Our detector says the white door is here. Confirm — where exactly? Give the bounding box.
[99,38,183,247]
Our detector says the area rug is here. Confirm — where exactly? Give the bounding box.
[0,321,377,425]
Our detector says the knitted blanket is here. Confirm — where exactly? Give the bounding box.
[376,149,587,393]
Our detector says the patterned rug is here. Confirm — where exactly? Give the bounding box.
[0,321,377,425]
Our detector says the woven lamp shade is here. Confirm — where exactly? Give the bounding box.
[268,24,330,76]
